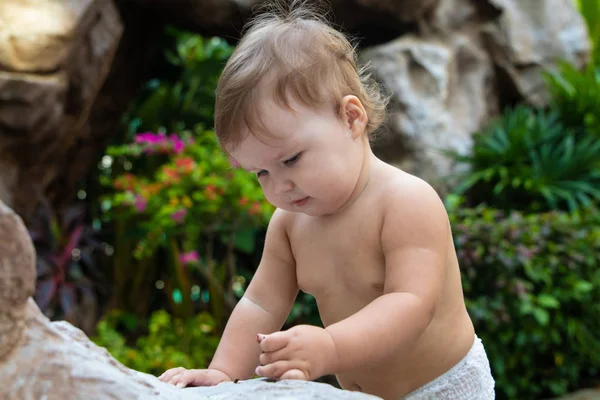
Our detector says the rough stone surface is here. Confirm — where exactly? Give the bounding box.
[0,199,378,399]
[482,0,590,106]
[0,201,36,361]
[0,0,123,219]
[555,389,600,400]
[359,0,590,189]
[187,379,380,399]
[361,30,496,189]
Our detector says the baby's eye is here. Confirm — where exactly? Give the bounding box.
[284,153,300,165]
[256,170,268,178]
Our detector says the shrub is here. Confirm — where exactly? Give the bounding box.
[99,126,274,326]
[30,199,108,334]
[122,28,234,134]
[545,62,600,136]
[450,202,600,399]
[92,309,219,376]
[449,106,600,212]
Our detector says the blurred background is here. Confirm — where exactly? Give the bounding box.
[1,0,599,399]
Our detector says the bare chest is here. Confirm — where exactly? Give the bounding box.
[289,209,386,312]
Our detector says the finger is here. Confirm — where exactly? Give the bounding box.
[280,369,308,380]
[258,331,290,353]
[256,361,301,379]
[158,367,185,382]
[259,347,291,366]
[191,371,228,386]
[168,371,188,387]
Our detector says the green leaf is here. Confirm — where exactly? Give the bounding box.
[532,307,550,326]
[537,294,560,309]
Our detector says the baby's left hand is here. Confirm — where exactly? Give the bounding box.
[256,325,338,381]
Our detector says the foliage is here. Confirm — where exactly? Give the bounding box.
[30,199,108,334]
[122,27,233,135]
[449,106,600,212]
[92,309,219,376]
[99,126,274,325]
[545,61,600,136]
[575,0,600,64]
[544,2,600,137]
[449,202,600,399]
[86,27,272,328]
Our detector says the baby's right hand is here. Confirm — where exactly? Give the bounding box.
[158,367,231,388]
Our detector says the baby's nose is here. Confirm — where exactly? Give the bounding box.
[274,178,294,195]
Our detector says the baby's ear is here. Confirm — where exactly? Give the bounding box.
[341,95,368,138]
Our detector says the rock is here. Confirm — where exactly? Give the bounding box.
[0,199,379,399]
[361,30,496,189]
[354,0,438,22]
[554,389,600,400]
[360,0,590,189]
[482,0,590,106]
[0,201,36,360]
[186,379,380,399]
[0,0,123,219]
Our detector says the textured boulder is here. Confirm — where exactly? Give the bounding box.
[0,201,36,360]
[0,0,123,218]
[482,0,590,106]
[361,31,495,188]
[0,199,379,399]
[360,0,590,189]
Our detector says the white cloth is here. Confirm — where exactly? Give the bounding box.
[402,335,495,399]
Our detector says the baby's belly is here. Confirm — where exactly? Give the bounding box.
[322,302,476,400]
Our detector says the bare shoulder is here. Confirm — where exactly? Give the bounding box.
[378,167,450,249]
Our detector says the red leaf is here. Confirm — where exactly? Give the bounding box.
[35,279,57,311]
[59,283,77,319]
[57,224,84,271]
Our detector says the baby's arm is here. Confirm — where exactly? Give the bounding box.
[325,178,449,373]
[159,208,299,386]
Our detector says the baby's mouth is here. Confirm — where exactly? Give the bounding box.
[292,197,310,206]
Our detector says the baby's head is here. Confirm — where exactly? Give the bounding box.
[215,0,388,216]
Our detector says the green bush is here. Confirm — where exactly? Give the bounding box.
[99,126,273,326]
[123,27,234,134]
[450,203,600,399]
[546,62,600,136]
[574,0,600,65]
[92,309,220,376]
[449,106,600,212]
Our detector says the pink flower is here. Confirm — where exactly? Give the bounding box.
[170,134,185,154]
[135,132,166,144]
[134,195,147,212]
[229,157,240,169]
[179,251,200,265]
[171,208,187,223]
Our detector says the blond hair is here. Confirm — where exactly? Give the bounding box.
[214,0,388,149]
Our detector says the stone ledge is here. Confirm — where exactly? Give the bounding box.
[184,378,381,399]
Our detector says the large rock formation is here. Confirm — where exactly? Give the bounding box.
[0,0,123,221]
[362,0,590,188]
[0,200,378,399]
[0,0,591,218]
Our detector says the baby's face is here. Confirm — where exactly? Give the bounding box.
[228,97,366,216]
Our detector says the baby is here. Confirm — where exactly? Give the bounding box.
[158,1,495,399]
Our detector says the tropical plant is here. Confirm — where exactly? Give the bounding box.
[30,199,108,334]
[574,0,600,64]
[122,27,234,135]
[545,62,600,136]
[449,106,600,212]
